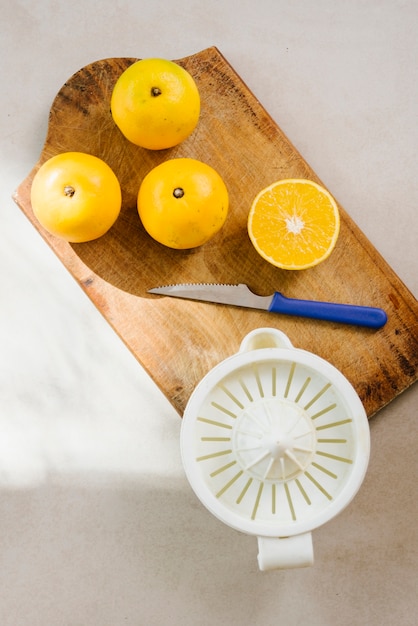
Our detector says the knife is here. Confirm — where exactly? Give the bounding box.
[148,283,387,328]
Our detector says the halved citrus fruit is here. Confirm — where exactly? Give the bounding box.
[247,178,340,270]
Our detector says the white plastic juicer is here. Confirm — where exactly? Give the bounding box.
[180,328,370,570]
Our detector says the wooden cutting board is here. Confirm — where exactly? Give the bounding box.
[13,46,418,418]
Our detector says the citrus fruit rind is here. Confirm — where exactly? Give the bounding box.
[30,152,122,243]
[111,58,200,150]
[247,178,340,270]
[137,158,229,249]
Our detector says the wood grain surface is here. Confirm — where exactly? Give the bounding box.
[13,46,418,418]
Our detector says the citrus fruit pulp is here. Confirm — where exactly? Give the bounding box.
[30,152,122,243]
[110,58,200,150]
[247,179,340,270]
[137,158,229,249]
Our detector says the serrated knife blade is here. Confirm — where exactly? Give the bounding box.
[148,283,387,329]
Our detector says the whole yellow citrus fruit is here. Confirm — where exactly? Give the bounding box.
[110,58,200,150]
[137,158,229,249]
[30,152,122,243]
[248,179,340,270]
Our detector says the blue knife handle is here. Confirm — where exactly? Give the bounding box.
[269,292,387,328]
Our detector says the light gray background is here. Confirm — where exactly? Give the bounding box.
[1,1,417,625]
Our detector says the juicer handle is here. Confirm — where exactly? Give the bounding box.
[239,327,294,353]
[269,292,387,328]
[257,534,314,570]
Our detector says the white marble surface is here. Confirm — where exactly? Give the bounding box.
[1,1,417,624]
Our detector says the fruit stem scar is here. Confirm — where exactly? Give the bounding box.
[173,187,185,198]
[64,185,75,198]
[151,87,162,97]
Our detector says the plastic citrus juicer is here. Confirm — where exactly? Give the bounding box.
[180,328,370,570]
